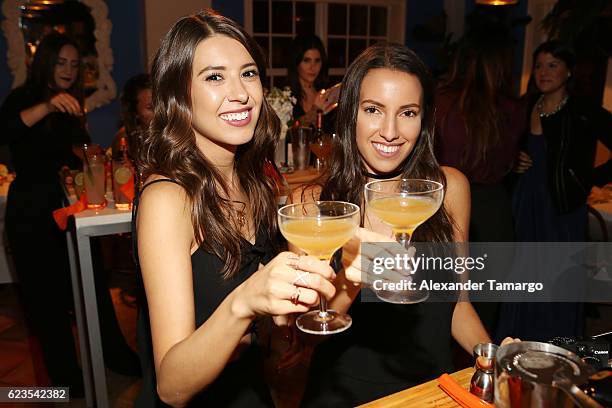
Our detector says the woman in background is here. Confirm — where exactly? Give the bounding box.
[112,73,152,160]
[498,40,612,342]
[0,32,89,393]
[287,34,337,130]
[434,29,524,334]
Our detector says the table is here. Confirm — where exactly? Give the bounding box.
[66,207,132,408]
[358,367,474,408]
[282,167,322,191]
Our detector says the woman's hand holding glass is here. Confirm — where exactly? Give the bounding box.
[314,83,341,114]
[341,227,416,286]
[231,252,336,321]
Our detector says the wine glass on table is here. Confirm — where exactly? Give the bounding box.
[310,133,332,172]
[364,179,444,303]
[278,201,360,335]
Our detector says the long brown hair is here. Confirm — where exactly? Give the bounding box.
[26,32,84,105]
[438,30,513,171]
[139,10,280,278]
[320,43,454,243]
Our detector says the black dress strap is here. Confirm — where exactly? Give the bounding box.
[140,178,181,192]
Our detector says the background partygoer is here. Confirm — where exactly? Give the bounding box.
[287,34,337,130]
[0,32,89,393]
[111,73,152,160]
[434,29,525,335]
[497,40,612,342]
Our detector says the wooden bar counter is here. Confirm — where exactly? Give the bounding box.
[358,367,475,408]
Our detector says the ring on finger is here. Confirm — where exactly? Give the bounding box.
[292,271,309,287]
[290,286,301,305]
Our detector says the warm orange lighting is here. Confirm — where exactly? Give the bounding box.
[475,0,518,5]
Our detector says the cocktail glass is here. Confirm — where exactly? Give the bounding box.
[310,133,332,172]
[278,201,360,335]
[364,179,444,303]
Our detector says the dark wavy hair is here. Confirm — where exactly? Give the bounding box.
[438,29,514,172]
[26,32,84,105]
[139,10,281,278]
[320,43,454,243]
[288,35,329,102]
[120,73,151,158]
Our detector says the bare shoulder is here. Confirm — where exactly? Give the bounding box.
[441,166,470,241]
[137,175,192,238]
[441,166,469,194]
[288,184,323,204]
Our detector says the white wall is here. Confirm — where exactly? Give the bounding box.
[144,0,212,66]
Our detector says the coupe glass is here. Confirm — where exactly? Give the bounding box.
[278,201,360,335]
[364,179,444,303]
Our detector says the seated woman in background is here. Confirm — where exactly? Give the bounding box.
[288,34,338,130]
[288,42,504,406]
[111,73,152,160]
[135,10,337,407]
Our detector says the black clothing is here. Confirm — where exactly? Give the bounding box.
[1,86,139,388]
[135,179,276,407]
[302,296,454,406]
[530,97,612,214]
[0,86,88,389]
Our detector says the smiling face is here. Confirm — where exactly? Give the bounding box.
[190,35,263,158]
[297,48,322,87]
[53,44,79,90]
[534,52,570,95]
[356,68,423,175]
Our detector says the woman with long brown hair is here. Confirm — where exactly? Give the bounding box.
[434,29,525,334]
[435,29,524,243]
[289,43,493,406]
[0,32,89,393]
[135,10,336,407]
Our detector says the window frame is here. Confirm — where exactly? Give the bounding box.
[244,0,405,86]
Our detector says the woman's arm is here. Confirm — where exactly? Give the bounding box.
[441,166,491,353]
[20,93,83,127]
[138,180,251,406]
[139,180,335,407]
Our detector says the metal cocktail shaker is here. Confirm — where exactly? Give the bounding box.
[470,342,498,403]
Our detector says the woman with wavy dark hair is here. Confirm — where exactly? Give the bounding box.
[0,32,89,393]
[111,73,152,160]
[134,10,337,407]
[286,43,496,406]
[287,34,337,128]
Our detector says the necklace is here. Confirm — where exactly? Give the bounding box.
[231,200,247,227]
[537,94,568,118]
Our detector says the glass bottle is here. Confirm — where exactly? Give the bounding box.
[112,135,134,210]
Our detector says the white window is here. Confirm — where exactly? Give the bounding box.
[244,0,405,88]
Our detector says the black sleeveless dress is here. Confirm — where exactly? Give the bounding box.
[134,180,276,407]
[301,293,454,406]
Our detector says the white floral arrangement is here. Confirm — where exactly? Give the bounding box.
[266,86,296,140]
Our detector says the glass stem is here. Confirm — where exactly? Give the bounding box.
[318,257,331,318]
[394,231,412,249]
